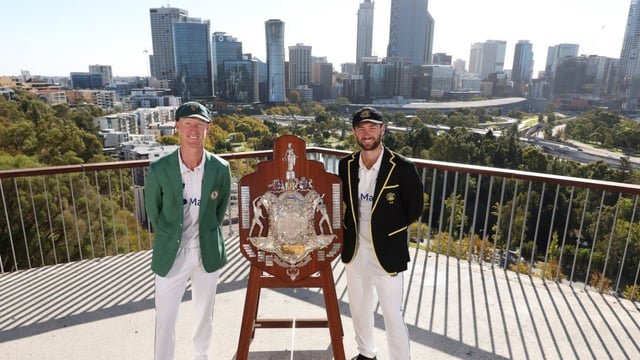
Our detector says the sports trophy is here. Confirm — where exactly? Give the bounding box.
[236,135,345,359]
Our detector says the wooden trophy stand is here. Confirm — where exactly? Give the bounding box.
[235,135,345,360]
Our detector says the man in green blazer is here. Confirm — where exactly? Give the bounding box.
[145,101,231,360]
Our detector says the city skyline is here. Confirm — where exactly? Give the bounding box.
[0,0,630,77]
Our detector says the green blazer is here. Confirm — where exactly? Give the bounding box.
[144,149,231,276]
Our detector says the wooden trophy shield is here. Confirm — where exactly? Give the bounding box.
[238,134,343,282]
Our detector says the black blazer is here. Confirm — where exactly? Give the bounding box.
[338,147,424,274]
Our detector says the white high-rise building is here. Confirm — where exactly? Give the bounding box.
[149,7,188,84]
[288,43,312,90]
[468,40,506,79]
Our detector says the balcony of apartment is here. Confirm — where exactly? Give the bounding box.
[1,146,639,360]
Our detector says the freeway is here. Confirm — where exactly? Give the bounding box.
[520,137,640,170]
[388,121,640,169]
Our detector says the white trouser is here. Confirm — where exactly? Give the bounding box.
[345,246,410,360]
[154,247,220,360]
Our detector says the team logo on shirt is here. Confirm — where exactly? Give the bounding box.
[211,191,218,200]
[386,192,396,204]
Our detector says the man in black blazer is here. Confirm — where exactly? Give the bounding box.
[338,107,424,360]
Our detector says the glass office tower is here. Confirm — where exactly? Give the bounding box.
[265,19,286,103]
[356,0,374,74]
[387,0,433,65]
[173,20,213,100]
[619,0,640,111]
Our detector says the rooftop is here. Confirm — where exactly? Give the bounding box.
[1,224,638,359]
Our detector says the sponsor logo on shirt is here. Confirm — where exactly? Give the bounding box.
[184,197,201,206]
[360,193,374,202]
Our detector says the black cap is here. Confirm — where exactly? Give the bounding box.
[175,101,211,123]
[352,107,383,127]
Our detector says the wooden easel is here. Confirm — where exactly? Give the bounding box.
[235,135,345,359]
[236,265,345,360]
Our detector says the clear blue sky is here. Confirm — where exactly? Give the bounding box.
[0,0,631,77]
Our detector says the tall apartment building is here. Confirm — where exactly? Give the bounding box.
[265,19,286,103]
[173,19,213,100]
[468,43,483,75]
[356,0,375,74]
[212,32,243,96]
[387,0,433,65]
[619,0,640,111]
[468,40,506,80]
[88,65,113,86]
[288,43,312,90]
[149,7,188,87]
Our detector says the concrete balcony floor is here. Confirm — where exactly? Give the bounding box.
[1,225,639,360]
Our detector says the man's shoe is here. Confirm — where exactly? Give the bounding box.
[350,355,377,360]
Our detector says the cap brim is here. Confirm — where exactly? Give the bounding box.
[356,119,383,125]
[183,114,210,123]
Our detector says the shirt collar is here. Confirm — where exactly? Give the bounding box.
[178,151,205,175]
[359,146,384,171]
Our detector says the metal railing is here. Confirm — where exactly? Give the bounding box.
[1,146,639,300]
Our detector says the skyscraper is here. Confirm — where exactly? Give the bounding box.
[356,0,374,74]
[512,40,534,84]
[265,19,286,103]
[512,40,534,95]
[149,7,188,86]
[468,40,507,79]
[618,0,640,111]
[387,0,433,65]
[173,19,213,100]
[468,43,483,75]
[288,43,312,90]
[212,32,243,96]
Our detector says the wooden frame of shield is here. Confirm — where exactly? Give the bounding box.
[236,134,345,359]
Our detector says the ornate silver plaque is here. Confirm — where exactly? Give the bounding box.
[248,144,336,273]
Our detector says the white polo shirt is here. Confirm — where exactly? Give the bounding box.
[355,148,387,275]
[179,151,205,249]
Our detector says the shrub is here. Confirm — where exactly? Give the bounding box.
[509,261,531,275]
[590,271,612,293]
[622,284,640,301]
